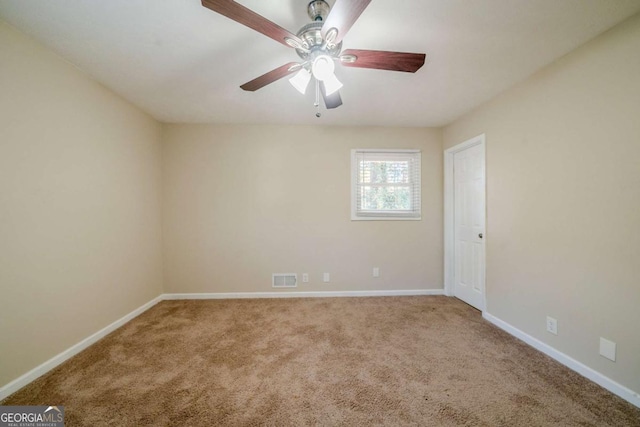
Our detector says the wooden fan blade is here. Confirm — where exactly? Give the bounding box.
[320,82,343,109]
[321,0,371,44]
[202,0,304,48]
[341,49,426,73]
[240,62,300,91]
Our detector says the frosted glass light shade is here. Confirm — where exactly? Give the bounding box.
[323,73,343,96]
[312,55,335,81]
[289,69,311,94]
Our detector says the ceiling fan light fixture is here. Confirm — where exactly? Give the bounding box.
[289,68,312,94]
[322,73,343,96]
[311,55,335,81]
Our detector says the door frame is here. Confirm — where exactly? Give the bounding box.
[444,134,486,310]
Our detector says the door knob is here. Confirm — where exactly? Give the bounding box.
[479,233,483,239]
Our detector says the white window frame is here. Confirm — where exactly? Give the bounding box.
[351,149,421,221]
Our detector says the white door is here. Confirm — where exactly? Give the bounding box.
[453,143,485,310]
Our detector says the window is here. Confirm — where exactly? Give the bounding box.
[351,149,421,220]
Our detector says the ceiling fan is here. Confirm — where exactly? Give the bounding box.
[201,0,426,116]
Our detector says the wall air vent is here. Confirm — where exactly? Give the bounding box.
[272,273,297,288]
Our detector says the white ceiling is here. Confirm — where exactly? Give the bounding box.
[1,1,639,127]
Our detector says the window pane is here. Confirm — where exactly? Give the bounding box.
[360,160,409,184]
[360,186,411,210]
[351,149,421,220]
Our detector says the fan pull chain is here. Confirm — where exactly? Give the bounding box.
[314,79,321,118]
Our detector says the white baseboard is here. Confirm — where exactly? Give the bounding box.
[0,295,163,401]
[162,289,444,300]
[483,312,640,408]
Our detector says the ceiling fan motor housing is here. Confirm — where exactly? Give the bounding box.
[307,0,331,21]
[295,22,342,62]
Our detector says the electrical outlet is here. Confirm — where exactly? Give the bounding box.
[302,273,309,283]
[599,337,616,361]
[546,316,558,335]
[323,272,330,283]
[373,267,380,278]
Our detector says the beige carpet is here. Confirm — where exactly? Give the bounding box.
[3,296,639,426]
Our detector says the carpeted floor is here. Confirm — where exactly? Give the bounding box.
[3,296,640,426]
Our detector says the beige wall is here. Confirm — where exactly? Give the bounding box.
[162,124,443,294]
[444,14,640,393]
[4,5,637,403]
[0,21,163,386]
